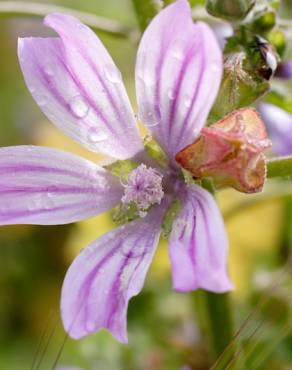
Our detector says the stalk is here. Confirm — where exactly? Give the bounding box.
[0,1,135,39]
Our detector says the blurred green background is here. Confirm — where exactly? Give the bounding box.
[0,0,292,369]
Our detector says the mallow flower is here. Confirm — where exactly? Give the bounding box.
[0,0,271,342]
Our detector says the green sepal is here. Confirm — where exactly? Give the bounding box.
[144,135,168,168]
[161,199,182,238]
[105,160,139,182]
[111,203,140,226]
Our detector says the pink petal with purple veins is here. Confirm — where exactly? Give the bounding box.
[169,184,233,293]
[0,146,122,225]
[135,0,222,158]
[18,14,143,160]
[61,203,168,342]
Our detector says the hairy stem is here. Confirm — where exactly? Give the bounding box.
[267,156,292,180]
[0,1,135,39]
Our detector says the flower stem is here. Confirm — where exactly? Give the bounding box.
[267,156,292,179]
[0,1,135,39]
[204,291,234,359]
[131,0,161,31]
[198,180,236,364]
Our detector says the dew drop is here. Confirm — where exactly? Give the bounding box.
[184,95,192,108]
[87,127,108,143]
[144,111,160,127]
[167,88,176,100]
[97,177,108,189]
[210,63,220,73]
[44,67,54,77]
[35,94,47,107]
[120,241,148,258]
[69,95,89,118]
[170,39,184,60]
[47,185,58,197]
[104,64,122,84]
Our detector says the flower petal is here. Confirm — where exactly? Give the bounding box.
[18,14,143,160]
[0,146,122,225]
[135,0,222,158]
[169,184,233,292]
[259,103,292,156]
[61,204,167,342]
[275,61,292,79]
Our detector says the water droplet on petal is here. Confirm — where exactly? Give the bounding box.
[44,67,54,77]
[184,95,192,108]
[167,88,176,100]
[35,94,47,107]
[104,64,122,84]
[144,111,160,127]
[87,127,108,143]
[210,63,220,73]
[96,177,108,189]
[170,39,184,60]
[47,185,58,197]
[69,95,89,118]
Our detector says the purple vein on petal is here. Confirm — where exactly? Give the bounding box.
[166,42,201,144]
[0,200,95,222]
[174,42,205,148]
[29,41,117,137]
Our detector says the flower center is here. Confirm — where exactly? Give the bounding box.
[121,164,164,216]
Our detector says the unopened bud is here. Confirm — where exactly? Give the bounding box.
[206,0,255,21]
[249,8,276,34]
[210,52,270,121]
[268,29,286,56]
[176,108,272,194]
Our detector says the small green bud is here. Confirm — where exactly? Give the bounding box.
[206,0,255,21]
[249,8,276,33]
[209,52,269,122]
[268,29,286,56]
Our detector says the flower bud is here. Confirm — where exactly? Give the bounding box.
[206,0,255,21]
[209,52,270,122]
[249,8,276,34]
[175,108,272,194]
[268,29,286,56]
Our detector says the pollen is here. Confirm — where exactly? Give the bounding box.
[121,164,164,214]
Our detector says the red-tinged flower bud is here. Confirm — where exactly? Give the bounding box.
[175,108,272,194]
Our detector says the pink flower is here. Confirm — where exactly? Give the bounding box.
[0,0,233,343]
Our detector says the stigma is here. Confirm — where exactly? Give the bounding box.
[121,164,164,215]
